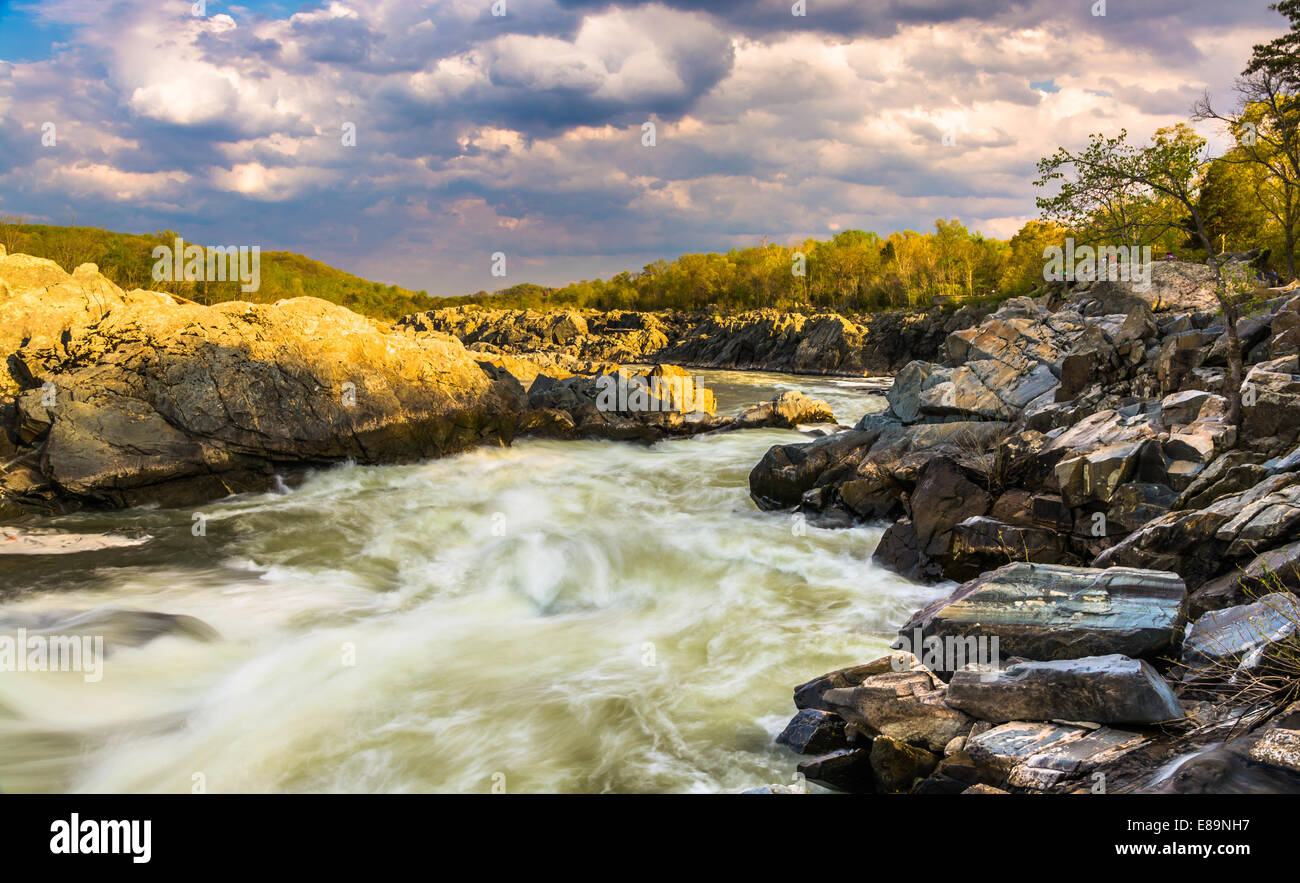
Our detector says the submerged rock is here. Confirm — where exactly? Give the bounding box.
[1152,744,1300,794]
[0,607,219,651]
[727,391,835,430]
[1,527,150,555]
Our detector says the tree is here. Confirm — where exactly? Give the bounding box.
[1246,1,1300,87]
[1197,155,1271,255]
[1195,2,1300,269]
[1036,125,1252,426]
[0,215,27,255]
[999,220,1067,295]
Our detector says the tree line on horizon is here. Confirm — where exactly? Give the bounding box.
[7,1,1300,325]
[441,220,1072,315]
[0,221,438,321]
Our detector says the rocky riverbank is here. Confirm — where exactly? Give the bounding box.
[753,258,1300,793]
[0,249,840,520]
[398,303,987,377]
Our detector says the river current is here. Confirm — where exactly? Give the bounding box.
[0,370,949,793]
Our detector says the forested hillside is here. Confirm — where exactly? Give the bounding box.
[0,221,436,320]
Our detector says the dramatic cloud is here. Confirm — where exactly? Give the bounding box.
[0,0,1287,294]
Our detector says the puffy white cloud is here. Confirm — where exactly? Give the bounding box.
[0,0,1285,295]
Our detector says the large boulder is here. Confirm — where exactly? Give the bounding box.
[821,668,975,754]
[728,391,834,429]
[0,255,130,396]
[943,516,1078,581]
[1096,472,1300,592]
[909,457,992,563]
[748,429,879,510]
[2,278,521,507]
[899,563,1188,667]
[1123,260,1224,313]
[1242,355,1300,444]
[946,655,1184,725]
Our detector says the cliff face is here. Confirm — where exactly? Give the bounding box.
[399,304,988,376]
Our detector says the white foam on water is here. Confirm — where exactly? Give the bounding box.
[0,370,936,793]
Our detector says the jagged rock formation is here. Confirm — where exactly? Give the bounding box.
[399,304,987,377]
[0,248,523,516]
[777,563,1300,794]
[750,265,1300,595]
[0,249,840,519]
[766,258,1300,794]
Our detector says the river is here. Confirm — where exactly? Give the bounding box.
[0,370,949,794]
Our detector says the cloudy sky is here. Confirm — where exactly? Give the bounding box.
[0,0,1288,295]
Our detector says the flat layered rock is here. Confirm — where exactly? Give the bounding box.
[1181,592,1300,678]
[965,721,1089,780]
[947,655,1184,725]
[899,562,1187,665]
[1006,727,1149,791]
[792,651,929,711]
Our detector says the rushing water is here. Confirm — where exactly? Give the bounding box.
[0,370,947,794]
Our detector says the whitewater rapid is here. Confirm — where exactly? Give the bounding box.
[0,370,947,793]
